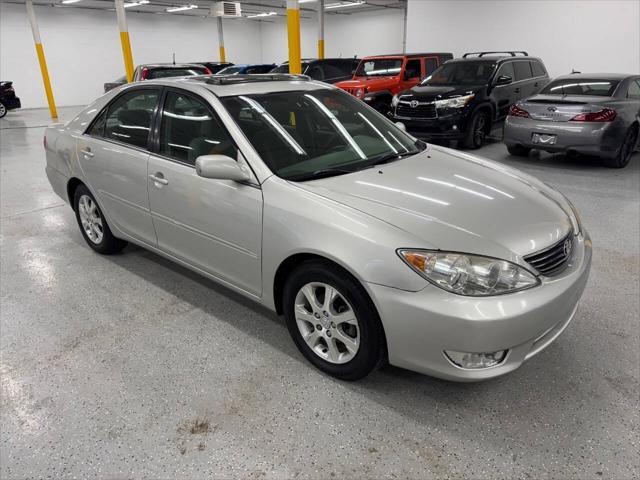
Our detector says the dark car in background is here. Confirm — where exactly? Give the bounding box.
[193,62,234,73]
[271,58,359,84]
[0,81,21,118]
[217,63,276,75]
[103,63,212,92]
[390,51,550,148]
[504,74,640,168]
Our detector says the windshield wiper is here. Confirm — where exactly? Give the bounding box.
[286,167,357,182]
[364,150,418,168]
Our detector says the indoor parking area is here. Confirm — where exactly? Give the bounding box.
[0,0,639,478]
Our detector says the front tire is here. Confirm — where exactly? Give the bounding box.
[462,110,489,149]
[73,184,127,254]
[603,126,638,168]
[283,261,386,381]
[0,102,7,119]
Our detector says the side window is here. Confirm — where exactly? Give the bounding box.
[627,80,640,99]
[405,59,421,79]
[514,61,533,81]
[104,89,159,149]
[496,62,515,81]
[307,66,325,81]
[531,60,546,78]
[87,109,107,137]
[159,91,237,165]
[425,58,439,76]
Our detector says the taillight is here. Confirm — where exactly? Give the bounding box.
[508,104,530,118]
[140,67,149,80]
[569,108,616,122]
[203,67,212,75]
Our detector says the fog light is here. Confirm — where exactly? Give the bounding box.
[452,125,458,130]
[444,350,506,369]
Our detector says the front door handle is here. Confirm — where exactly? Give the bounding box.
[149,173,169,186]
[80,148,94,158]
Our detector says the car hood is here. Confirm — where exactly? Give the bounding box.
[337,76,399,90]
[293,146,572,263]
[400,84,484,102]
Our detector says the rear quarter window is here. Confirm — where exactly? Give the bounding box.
[513,61,533,81]
[531,61,546,77]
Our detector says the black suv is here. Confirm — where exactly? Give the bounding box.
[0,81,21,118]
[390,51,550,148]
[271,58,360,84]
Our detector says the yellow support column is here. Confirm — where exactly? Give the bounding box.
[286,0,302,74]
[115,0,135,83]
[25,0,57,119]
[317,0,325,59]
[217,17,226,62]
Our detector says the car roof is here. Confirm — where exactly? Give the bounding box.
[142,63,209,69]
[550,73,637,81]
[142,74,331,97]
[362,53,452,59]
[446,56,543,64]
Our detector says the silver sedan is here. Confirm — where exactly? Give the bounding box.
[44,74,592,381]
[504,73,640,168]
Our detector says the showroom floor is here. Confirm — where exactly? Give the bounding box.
[1,107,638,479]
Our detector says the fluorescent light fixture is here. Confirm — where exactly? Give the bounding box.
[299,0,317,3]
[124,0,149,7]
[165,4,197,12]
[61,0,82,4]
[325,0,365,9]
[246,11,277,18]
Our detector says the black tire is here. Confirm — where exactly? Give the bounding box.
[283,260,386,381]
[73,184,127,254]
[603,126,638,168]
[462,110,489,149]
[506,144,532,157]
[0,102,7,119]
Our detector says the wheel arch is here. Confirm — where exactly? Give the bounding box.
[66,177,85,209]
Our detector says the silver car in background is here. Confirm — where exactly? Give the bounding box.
[504,74,640,168]
[44,75,591,381]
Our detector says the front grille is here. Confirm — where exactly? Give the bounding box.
[341,87,359,96]
[395,102,437,119]
[524,231,574,276]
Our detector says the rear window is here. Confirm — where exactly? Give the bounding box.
[147,67,208,79]
[541,78,620,96]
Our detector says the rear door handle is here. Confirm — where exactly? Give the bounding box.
[149,173,169,186]
[80,148,94,158]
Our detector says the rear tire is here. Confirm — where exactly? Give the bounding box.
[462,110,489,149]
[603,126,638,168]
[73,184,127,254]
[507,144,532,157]
[0,102,7,119]
[283,260,386,381]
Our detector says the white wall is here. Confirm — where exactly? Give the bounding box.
[259,9,405,63]
[406,0,640,77]
[0,3,262,108]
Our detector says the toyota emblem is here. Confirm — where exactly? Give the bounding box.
[410,100,419,108]
[563,238,572,257]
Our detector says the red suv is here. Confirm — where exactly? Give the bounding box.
[336,53,452,113]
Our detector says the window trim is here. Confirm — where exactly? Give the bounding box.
[83,85,162,153]
[150,86,242,170]
[492,59,547,86]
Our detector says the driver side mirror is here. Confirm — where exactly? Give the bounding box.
[195,155,251,182]
[495,75,513,86]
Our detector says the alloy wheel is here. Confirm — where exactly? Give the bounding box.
[621,128,637,163]
[474,114,486,146]
[294,282,360,364]
[0,103,6,118]
[78,194,104,244]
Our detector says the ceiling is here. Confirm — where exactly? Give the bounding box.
[1,0,405,19]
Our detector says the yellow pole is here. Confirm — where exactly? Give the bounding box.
[25,0,57,119]
[115,0,135,83]
[317,0,325,59]
[286,0,302,74]
[217,17,226,63]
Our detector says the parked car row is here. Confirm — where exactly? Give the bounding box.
[0,81,21,118]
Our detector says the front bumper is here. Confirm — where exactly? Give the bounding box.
[392,109,469,140]
[368,231,592,381]
[504,116,625,158]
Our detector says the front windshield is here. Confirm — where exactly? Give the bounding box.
[220,89,424,181]
[422,61,495,86]
[271,63,310,74]
[355,58,403,77]
[218,66,244,75]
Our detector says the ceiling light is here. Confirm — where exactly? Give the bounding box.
[165,4,197,12]
[246,11,277,18]
[299,0,317,3]
[325,0,365,9]
[61,0,82,4]
[124,0,149,7]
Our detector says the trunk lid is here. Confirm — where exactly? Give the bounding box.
[521,94,615,122]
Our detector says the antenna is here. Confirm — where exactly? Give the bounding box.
[172,53,176,65]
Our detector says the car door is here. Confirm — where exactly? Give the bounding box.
[76,87,159,245]
[529,60,550,94]
[147,88,263,296]
[492,61,518,119]
[513,60,536,100]
[399,58,422,92]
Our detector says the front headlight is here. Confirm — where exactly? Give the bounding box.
[391,94,400,107]
[355,88,364,98]
[398,250,540,296]
[434,94,475,109]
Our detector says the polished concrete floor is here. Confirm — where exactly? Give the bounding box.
[1,107,638,479]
